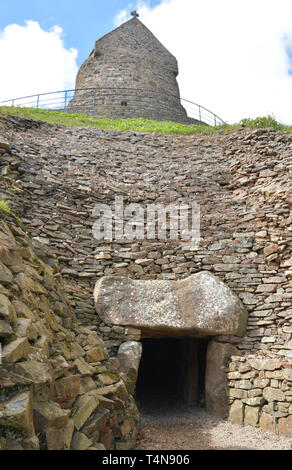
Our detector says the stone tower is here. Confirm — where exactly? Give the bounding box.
[69,13,196,123]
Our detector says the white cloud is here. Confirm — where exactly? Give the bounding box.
[114,0,292,124]
[0,20,78,102]
[113,9,129,27]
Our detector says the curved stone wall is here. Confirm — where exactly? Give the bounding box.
[0,114,291,439]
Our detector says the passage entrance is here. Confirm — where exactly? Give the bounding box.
[136,338,208,412]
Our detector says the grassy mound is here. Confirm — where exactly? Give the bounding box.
[0,106,291,135]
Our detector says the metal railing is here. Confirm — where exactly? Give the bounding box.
[0,87,224,126]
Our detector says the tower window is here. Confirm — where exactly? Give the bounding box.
[121,101,128,106]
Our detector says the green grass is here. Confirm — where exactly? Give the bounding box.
[0,106,291,135]
[0,199,11,215]
[0,199,23,225]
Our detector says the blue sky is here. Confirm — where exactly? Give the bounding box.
[1,0,292,123]
[0,0,161,66]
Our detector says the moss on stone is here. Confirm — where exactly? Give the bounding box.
[125,377,136,397]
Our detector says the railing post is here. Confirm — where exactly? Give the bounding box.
[36,95,40,108]
[199,105,201,122]
[64,90,67,108]
[214,116,216,126]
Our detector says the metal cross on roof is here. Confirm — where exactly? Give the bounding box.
[131,10,139,18]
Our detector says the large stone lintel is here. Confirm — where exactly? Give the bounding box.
[94,272,248,338]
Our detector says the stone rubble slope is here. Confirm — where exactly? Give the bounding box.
[0,161,140,449]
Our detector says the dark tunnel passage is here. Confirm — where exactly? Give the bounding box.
[135,337,209,413]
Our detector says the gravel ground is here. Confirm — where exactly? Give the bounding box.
[135,396,292,451]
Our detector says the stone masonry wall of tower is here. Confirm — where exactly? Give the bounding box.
[69,18,198,124]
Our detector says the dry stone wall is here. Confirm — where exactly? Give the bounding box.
[0,114,291,438]
[227,355,292,436]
